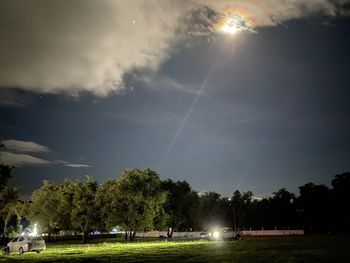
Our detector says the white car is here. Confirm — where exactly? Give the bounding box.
[2,236,46,255]
[210,227,241,240]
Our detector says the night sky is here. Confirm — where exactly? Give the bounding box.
[1,0,350,198]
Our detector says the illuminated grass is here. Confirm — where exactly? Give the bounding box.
[0,235,349,262]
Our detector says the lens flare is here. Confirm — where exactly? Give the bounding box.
[220,15,245,35]
[214,7,256,35]
[213,231,220,239]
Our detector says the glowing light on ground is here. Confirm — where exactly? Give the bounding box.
[33,223,38,236]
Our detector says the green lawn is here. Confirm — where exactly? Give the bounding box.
[1,235,349,262]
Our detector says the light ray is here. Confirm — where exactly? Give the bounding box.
[157,59,219,170]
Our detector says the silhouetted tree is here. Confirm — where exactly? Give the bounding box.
[0,141,14,192]
[199,192,223,229]
[161,179,200,237]
[298,183,331,232]
[331,172,350,232]
[270,188,296,229]
[1,187,22,237]
[0,142,16,236]
[229,191,255,230]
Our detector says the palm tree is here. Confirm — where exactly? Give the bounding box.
[0,140,15,192]
[1,186,22,237]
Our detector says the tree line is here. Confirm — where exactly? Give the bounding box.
[1,162,350,242]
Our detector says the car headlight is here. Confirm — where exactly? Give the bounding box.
[213,231,220,239]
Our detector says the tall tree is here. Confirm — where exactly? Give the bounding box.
[95,179,119,233]
[29,180,61,239]
[199,191,223,229]
[69,176,99,243]
[249,197,273,229]
[230,190,253,230]
[270,188,296,228]
[161,179,200,237]
[0,165,13,193]
[114,168,167,241]
[331,172,350,232]
[0,141,14,192]
[298,182,331,232]
[1,186,22,237]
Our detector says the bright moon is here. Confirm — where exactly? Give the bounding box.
[220,18,241,35]
[217,11,256,35]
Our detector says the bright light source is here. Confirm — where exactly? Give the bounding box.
[213,231,220,239]
[33,223,38,236]
[215,8,257,36]
[220,17,241,35]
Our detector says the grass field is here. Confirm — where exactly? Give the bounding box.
[1,235,349,262]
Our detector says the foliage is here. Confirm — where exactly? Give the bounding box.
[230,190,253,230]
[0,186,22,237]
[95,179,119,232]
[28,180,61,238]
[270,188,296,228]
[0,164,14,193]
[29,177,100,242]
[331,172,350,230]
[0,141,14,192]
[161,179,200,235]
[111,169,167,241]
[0,141,18,237]
[298,182,331,232]
[69,176,100,243]
[198,191,223,229]
[9,168,350,238]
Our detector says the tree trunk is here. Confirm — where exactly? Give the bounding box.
[81,227,89,243]
[48,225,51,241]
[3,214,10,237]
[125,231,128,241]
[167,227,174,238]
[129,230,136,242]
[129,230,133,241]
[16,212,21,235]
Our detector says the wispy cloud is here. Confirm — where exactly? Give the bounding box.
[1,139,91,168]
[3,139,50,153]
[54,159,91,168]
[0,152,51,167]
[194,0,350,29]
[130,73,200,95]
[0,89,33,107]
[63,163,91,168]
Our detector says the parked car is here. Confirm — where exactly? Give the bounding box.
[2,236,46,255]
[200,227,241,240]
[199,230,212,239]
[210,227,241,240]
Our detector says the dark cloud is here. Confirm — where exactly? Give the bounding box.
[1,0,349,97]
[0,89,34,107]
[0,0,188,96]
